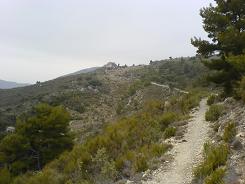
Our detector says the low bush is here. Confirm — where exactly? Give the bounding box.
[164,127,177,139]
[0,167,11,184]
[10,92,201,183]
[158,112,179,130]
[204,167,226,184]
[194,143,228,182]
[207,94,216,105]
[223,122,236,143]
[205,104,224,122]
[127,81,144,96]
[127,80,151,97]
[169,89,206,114]
[236,76,245,102]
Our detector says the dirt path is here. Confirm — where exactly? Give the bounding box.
[142,98,210,184]
[150,82,189,94]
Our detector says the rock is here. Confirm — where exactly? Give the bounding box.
[236,132,245,138]
[142,170,150,178]
[6,126,15,133]
[231,138,243,150]
[224,97,235,104]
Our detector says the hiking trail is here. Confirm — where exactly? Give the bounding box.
[142,98,210,184]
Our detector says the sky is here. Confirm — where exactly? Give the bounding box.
[0,0,214,84]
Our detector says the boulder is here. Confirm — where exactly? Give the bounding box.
[231,138,243,150]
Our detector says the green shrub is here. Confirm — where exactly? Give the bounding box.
[87,78,102,87]
[101,160,117,179]
[144,100,164,113]
[13,169,64,184]
[158,112,178,130]
[236,76,245,101]
[115,144,169,174]
[91,147,118,179]
[9,93,196,183]
[173,90,205,114]
[205,104,224,122]
[223,122,236,143]
[207,95,216,105]
[134,154,148,172]
[149,144,170,157]
[164,127,176,139]
[194,143,228,180]
[204,167,226,184]
[127,81,143,96]
[0,167,11,184]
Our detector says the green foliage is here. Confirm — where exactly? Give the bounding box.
[153,59,208,89]
[87,78,102,87]
[204,167,226,184]
[207,94,216,105]
[14,93,197,183]
[144,100,164,113]
[12,169,64,184]
[115,144,170,174]
[0,57,208,133]
[0,104,73,177]
[0,134,30,175]
[0,167,12,184]
[168,89,206,114]
[127,80,146,96]
[30,110,171,182]
[194,143,228,182]
[205,104,224,122]
[192,0,245,95]
[158,112,178,130]
[9,92,202,183]
[164,127,176,139]
[223,122,236,143]
[49,92,88,113]
[237,76,245,102]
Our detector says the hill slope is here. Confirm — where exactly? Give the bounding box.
[63,67,99,77]
[0,57,208,134]
[0,57,215,184]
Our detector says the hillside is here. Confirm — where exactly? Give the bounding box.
[0,79,29,89]
[2,56,245,184]
[0,57,222,184]
[0,58,208,137]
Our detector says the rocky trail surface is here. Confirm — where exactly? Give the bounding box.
[150,82,189,94]
[142,98,210,184]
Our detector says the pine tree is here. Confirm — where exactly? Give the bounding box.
[0,104,73,176]
[191,0,245,95]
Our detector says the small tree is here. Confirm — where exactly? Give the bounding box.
[192,0,245,95]
[0,104,73,176]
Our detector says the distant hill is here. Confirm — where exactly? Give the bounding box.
[65,62,119,77]
[0,79,29,89]
[64,67,99,77]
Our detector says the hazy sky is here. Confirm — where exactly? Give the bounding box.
[0,0,213,83]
